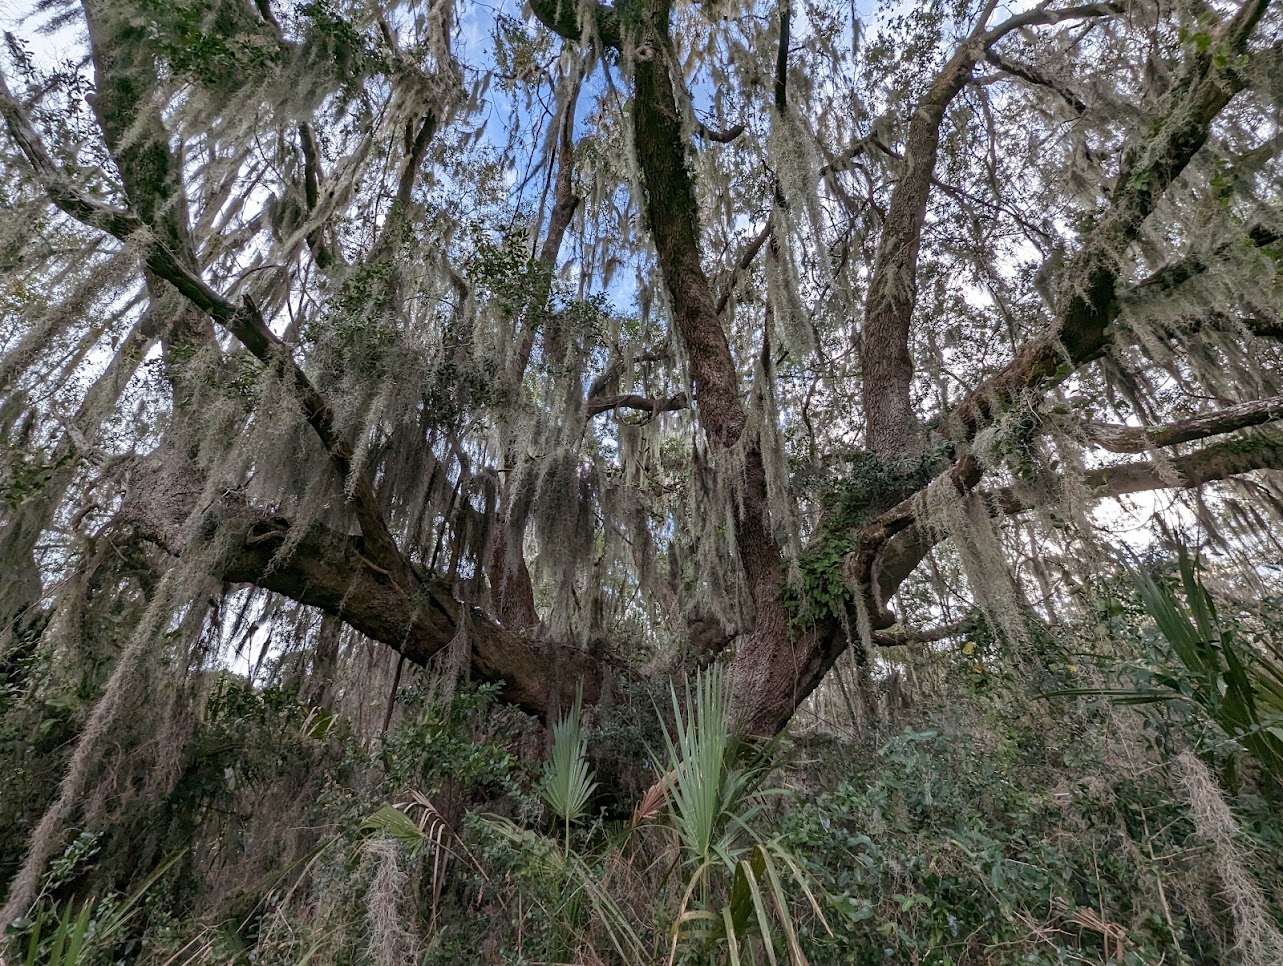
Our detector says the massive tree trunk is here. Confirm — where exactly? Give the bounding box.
[2,0,1280,764]
[615,0,836,736]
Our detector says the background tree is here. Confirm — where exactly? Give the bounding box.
[2,0,1283,938]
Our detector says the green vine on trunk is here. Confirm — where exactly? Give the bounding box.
[788,449,943,625]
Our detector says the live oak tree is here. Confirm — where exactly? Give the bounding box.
[2,0,1283,923]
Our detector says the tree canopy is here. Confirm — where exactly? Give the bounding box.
[3,0,1283,943]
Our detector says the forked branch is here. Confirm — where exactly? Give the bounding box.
[0,64,408,569]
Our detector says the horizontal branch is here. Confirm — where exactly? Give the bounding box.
[586,392,688,418]
[527,0,620,48]
[862,432,1283,639]
[0,81,404,570]
[871,618,970,648]
[119,449,605,717]
[1086,393,1283,453]
[979,1,1123,46]
[696,121,744,143]
[993,434,1283,514]
[0,69,138,238]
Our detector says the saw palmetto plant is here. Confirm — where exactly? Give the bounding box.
[655,666,829,964]
[1055,550,1283,783]
[540,687,598,855]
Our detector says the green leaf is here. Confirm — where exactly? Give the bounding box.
[541,685,597,830]
[361,804,429,851]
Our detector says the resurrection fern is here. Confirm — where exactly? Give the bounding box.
[791,449,944,624]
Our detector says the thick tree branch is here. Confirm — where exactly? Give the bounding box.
[630,41,747,447]
[942,0,1266,448]
[859,37,971,454]
[0,70,136,237]
[298,122,335,267]
[876,409,1283,614]
[119,450,606,717]
[530,1,749,450]
[397,111,440,207]
[1,50,406,572]
[526,0,620,48]
[140,248,405,568]
[695,121,745,143]
[537,76,583,268]
[1123,220,1281,303]
[991,434,1283,514]
[981,50,1086,112]
[537,0,804,736]
[868,434,1283,643]
[775,1,791,112]
[978,1,1124,44]
[860,0,1122,457]
[846,454,984,610]
[871,618,971,648]
[715,218,772,318]
[586,391,688,418]
[1086,394,1283,453]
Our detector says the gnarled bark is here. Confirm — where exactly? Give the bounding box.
[118,448,605,717]
[2,0,1278,764]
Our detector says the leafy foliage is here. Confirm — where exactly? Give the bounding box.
[540,687,597,851]
[3,0,1283,960]
[783,709,1282,964]
[1052,551,1283,784]
[792,449,945,622]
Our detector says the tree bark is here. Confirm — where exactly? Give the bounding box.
[860,46,974,457]
[118,448,606,717]
[2,0,1275,755]
[859,2,1126,457]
